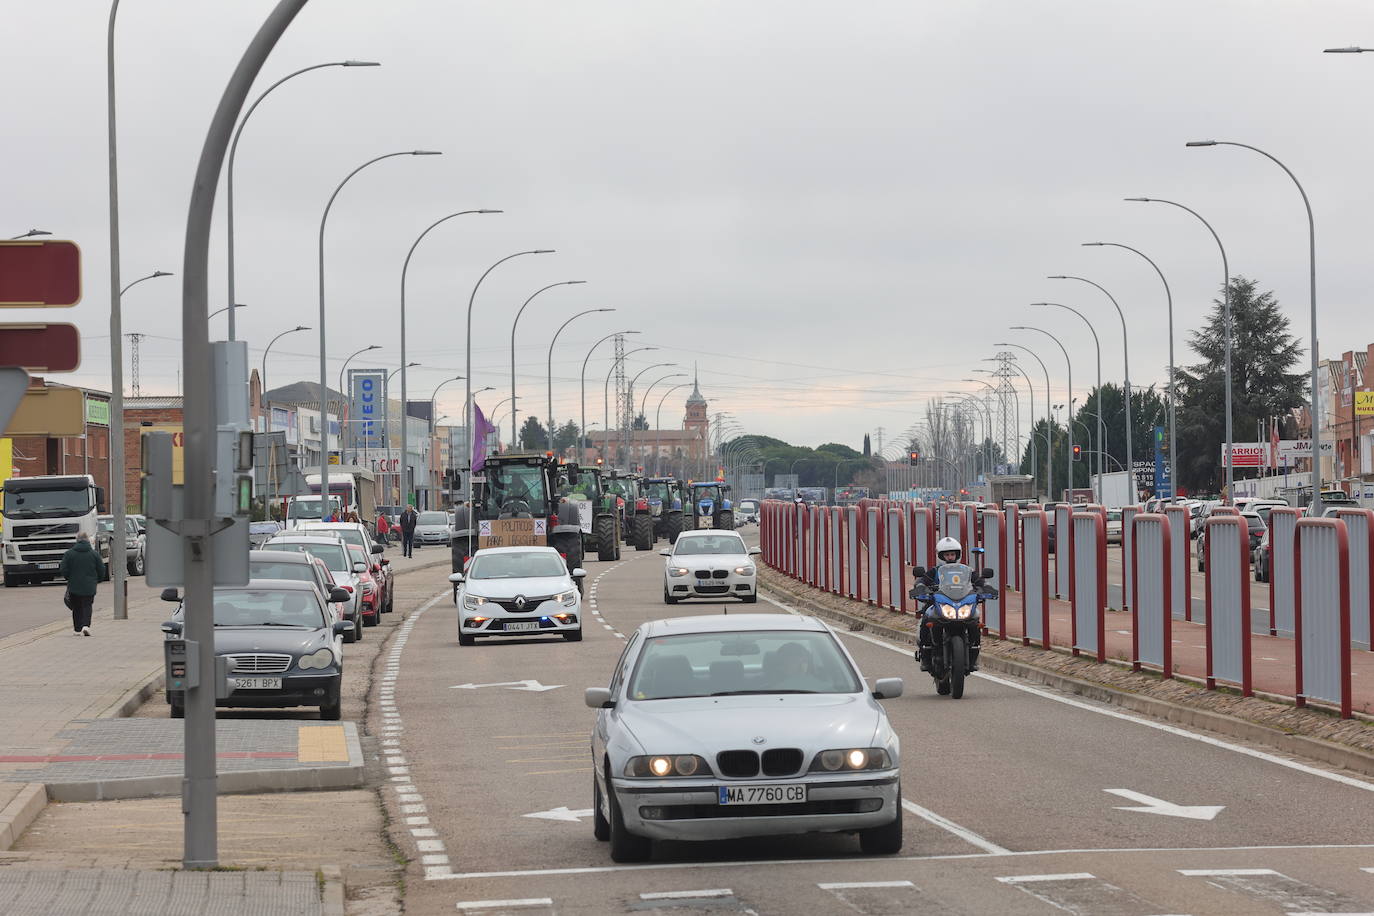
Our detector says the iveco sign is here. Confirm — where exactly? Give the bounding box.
[348,368,387,451]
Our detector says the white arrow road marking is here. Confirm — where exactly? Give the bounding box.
[522,806,594,823]
[449,680,563,692]
[1104,788,1225,820]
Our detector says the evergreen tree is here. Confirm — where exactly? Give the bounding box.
[518,416,547,451]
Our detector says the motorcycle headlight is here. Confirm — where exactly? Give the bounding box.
[668,567,689,578]
[623,754,713,778]
[810,748,890,772]
[463,594,489,610]
[733,565,756,576]
[941,605,959,620]
[958,605,973,619]
[298,647,334,670]
[556,589,578,607]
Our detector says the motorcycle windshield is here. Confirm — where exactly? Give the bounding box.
[936,564,974,601]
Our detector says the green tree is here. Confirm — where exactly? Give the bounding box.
[632,413,649,431]
[1175,277,1306,494]
[518,416,547,451]
[553,421,580,453]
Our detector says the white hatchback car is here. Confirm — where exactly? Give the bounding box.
[450,546,586,645]
[662,530,760,604]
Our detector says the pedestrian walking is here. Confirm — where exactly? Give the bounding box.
[58,531,105,637]
[399,504,418,558]
[377,512,391,545]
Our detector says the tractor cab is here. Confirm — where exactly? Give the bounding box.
[643,477,687,543]
[688,480,734,530]
[605,469,655,551]
[452,453,584,575]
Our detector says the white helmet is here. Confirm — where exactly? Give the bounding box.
[936,537,962,561]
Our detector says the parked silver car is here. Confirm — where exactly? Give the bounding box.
[586,614,904,862]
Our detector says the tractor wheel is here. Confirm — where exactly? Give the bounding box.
[665,511,683,544]
[557,532,584,573]
[595,516,617,562]
[717,511,735,531]
[633,514,653,551]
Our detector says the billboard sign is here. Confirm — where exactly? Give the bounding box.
[1277,438,1334,463]
[1221,443,1267,468]
[349,368,385,451]
[1356,391,1374,417]
[0,240,82,307]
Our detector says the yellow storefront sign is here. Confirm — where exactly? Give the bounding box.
[1356,391,1374,417]
[143,425,185,485]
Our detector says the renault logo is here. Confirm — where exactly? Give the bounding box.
[514,595,527,610]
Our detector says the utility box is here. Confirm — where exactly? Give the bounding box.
[164,639,199,691]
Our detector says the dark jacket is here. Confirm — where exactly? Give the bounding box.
[399,509,418,533]
[59,540,105,596]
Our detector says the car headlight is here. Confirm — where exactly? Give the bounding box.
[810,748,891,772]
[298,648,335,670]
[555,589,578,607]
[733,565,756,576]
[463,594,489,610]
[667,567,689,578]
[940,605,958,620]
[624,754,713,778]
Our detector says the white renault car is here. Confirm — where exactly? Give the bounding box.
[586,614,904,862]
[662,530,760,604]
[449,546,585,646]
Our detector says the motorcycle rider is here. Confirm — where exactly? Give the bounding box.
[915,537,985,671]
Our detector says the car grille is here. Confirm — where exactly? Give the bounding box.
[694,585,729,594]
[226,653,292,674]
[493,595,554,613]
[12,524,79,539]
[761,748,803,776]
[715,748,804,778]
[694,569,729,579]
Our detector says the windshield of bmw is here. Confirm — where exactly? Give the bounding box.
[673,535,746,556]
[468,552,568,579]
[628,630,861,699]
[210,589,326,628]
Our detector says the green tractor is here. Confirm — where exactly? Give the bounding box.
[451,453,585,579]
[689,480,734,531]
[643,476,687,543]
[555,461,623,562]
[604,469,655,551]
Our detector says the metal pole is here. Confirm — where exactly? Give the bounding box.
[260,325,308,397]
[602,346,654,462]
[1084,242,1176,500]
[320,151,440,526]
[463,250,552,514]
[512,281,586,447]
[999,343,1053,500]
[546,309,613,453]
[1031,301,1102,502]
[382,362,416,502]
[178,0,309,868]
[1126,197,1231,502]
[1012,327,1073,501]
[1185,141,1321,513]
[1006,361,1038,478]
[580,331,636,458]
[337,345,381,453]
[624,363,676,469]
[655,383,690,476]
[227,60,377,342]
[637,373,687,468]
[106,0,126,621]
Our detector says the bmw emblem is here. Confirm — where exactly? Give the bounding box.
[751,736,766,745]
[514,595,527,610]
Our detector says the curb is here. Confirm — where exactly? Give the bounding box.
[319,864,345,916]
[762,576,1374,780]
[101,667,164,720]
[0,783,47,851]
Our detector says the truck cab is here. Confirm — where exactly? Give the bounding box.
[2,474,110,587]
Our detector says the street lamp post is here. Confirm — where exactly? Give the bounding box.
[580,331,638,457]
[337,344,382,400]
[337,344,382,463]
[9,229,51,239]
[547,308,614,453]
[622,362,678,468]
[1049,276,1135,503]
[208,303,246,321]
[602,346,657,462]
[998,343,1054,500]
[463,250,554,513]
[1032,301,1102,502]
[226,59,379,341]
[1184,140,1321,512]
[637,373,687,467]
[655,383,691,476]
[511,281,586,445]
[1011,327,1073,500]
[1000,359,1038,480]
[1084,241,1177,501]
[400,209,500,505]
[110,269,173,622]
[381,362,419,502]
[261,324,309,394]
[1126,196,1234,502]
[318,150,441,519]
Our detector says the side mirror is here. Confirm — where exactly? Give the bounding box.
[138,527,147,536]
[96,486,107,513]
[448,572,464,583]
[379,558,390,566]
[748,546,762,556]
[160,619,183,635]
[658,548,671,557]
[982,568,994,580]
[329,587,350,603]
[571,568,587,578]
[871,677,904,700]
[160,587,181,603]
[371,544,384,555]
[584,687,614,709]
[332,620,352,636]
[353,562,367,573]
[912,566,927,579]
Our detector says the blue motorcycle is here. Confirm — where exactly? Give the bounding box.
[910,560,997,699]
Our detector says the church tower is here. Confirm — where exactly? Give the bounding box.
[683,368,708,447]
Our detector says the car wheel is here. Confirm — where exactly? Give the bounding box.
[740,591,758,604]
[319,699,342,720]
[364,610,378,627]
[563,629,583,642]
[343,616,358,644]
[593,777,610,841]
[663,588,678,605]
[607,769,651,863]
[458,633,475,647]
[2,573,15,588]
[129,551,145,576]
[858,784,904,855]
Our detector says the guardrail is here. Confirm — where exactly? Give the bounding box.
[1130,512,1172,676]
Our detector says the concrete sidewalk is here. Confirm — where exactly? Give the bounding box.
[0,867,336,916]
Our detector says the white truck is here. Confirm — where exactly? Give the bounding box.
[1,474,111,587]
[287,466,377,530]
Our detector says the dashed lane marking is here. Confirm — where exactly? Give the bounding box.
[640,888,733,900]
[817,881,915,890]
[456,900,553,912]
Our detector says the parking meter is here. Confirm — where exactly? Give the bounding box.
[165,639,199,691]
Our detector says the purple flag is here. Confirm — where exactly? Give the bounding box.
[471,401,498,472]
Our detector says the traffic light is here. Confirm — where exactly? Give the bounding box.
[1072,444,1083,461]
[908,450,920,466]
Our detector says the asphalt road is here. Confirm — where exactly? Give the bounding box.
[383,530,1374,915]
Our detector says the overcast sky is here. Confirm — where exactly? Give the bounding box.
[6,1,1374,452]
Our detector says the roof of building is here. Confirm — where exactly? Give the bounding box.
[263,381,346,407]
[686,373,706,407]
[125,396,183,410]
